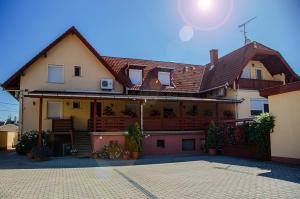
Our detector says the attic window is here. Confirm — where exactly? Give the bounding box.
[158,71,170,86]
[129,69,142,85]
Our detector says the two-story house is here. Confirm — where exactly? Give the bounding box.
[2,27,299,156]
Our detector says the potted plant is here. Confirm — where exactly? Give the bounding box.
[149,109,160,117]
[127,123,142,159]
[91,151,98,159]
[123,150,130,160]
[122,106,137,117]
[205,121,217,155]
[103,104,115,116]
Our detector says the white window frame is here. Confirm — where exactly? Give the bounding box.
[241,67,251,79]
[158,71,170,86]
[74,66,81,77]
[47,101,63,119]
[129,69,142,85]
[250,99,268,116]
[48,64,64,83]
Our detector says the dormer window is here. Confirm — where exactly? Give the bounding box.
[158,71,170,86]
[129,69,142,85]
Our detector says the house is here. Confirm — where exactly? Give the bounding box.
[0,124,18,150]
[260,81,300,164]
[2,27,299,156]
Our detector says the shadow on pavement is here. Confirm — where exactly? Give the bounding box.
[0,150,299,184]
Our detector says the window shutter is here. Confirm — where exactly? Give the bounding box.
[48,65,64,83]
[129,69,142,85]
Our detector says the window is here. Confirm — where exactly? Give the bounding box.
[48,65,64,83]
[47,102,62,118]
[241,68,250,79]
[256,69,262,80]
[157,140,165,148]
[129,69,142,85]
[182,139,195,151]
[74,66,81,77]
[250,99,268,116]
[73,101,80,109]
[158,71,170,86]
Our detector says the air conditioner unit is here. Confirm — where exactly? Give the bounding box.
[100,79,113,90]
[216,88,225,97]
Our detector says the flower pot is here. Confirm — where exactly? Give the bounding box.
[131,152,140,160]
[92,152,98,159]
[26,150,33,159]
[208,148,216,156]
[123,154,130,160]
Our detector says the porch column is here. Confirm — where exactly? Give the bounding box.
[140,101,144,134]
[38,97,43,147]
[179,101,183,130]
[93,99,97,132]
[215,103,220,122]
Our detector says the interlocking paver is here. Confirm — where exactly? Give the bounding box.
[0,151,299,199]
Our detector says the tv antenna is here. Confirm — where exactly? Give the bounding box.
[238,17,257,45]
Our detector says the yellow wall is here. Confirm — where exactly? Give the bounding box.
[0,132,18,149]
[268,90,300,160]
[20,34,123,93]
[243,60,284,81]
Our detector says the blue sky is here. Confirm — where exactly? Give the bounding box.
[0,0,300,121]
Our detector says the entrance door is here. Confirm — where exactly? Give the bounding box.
[90,102,102,118]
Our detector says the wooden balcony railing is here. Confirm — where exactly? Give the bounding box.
[88,117,138,132]
[238,78,282,90]
[88,117,215,132]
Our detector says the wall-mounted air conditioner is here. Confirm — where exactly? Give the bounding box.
[100,79,113,90]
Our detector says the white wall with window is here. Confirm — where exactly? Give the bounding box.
[250,99,269,116]
[48,65,64,83]
[129,69,142,85]
[47,102,62,118]
[158,71,170,86]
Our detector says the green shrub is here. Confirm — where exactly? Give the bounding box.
[126,123,142,152]
[205,121,217,150]
[16,130,49,155]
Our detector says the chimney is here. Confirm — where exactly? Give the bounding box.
[210,49,218,65]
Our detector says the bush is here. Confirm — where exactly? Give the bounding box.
[126,123,142,152]
[99,141,123,159]
[16,130,49,155]
[205,121,217,150]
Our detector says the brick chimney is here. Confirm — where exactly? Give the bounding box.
[210,49,218,65]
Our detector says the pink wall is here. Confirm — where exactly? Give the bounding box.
[90,133,205,155]
[143,134,205,155]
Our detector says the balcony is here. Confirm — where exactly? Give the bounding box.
[238,78,282,90]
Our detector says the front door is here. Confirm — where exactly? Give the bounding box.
[90,102,102,118]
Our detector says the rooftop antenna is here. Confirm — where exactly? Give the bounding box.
[238,17,257,45]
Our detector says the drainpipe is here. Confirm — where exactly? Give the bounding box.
[140,101,144,134]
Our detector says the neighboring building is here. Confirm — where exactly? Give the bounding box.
[2,27,299,155]
[0,124,18,150]
[260,81,300,164]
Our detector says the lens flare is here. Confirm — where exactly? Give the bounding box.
[177,0,234,31]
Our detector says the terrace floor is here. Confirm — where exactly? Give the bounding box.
[0,151,300,199]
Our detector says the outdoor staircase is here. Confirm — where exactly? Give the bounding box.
[74,132,92,157]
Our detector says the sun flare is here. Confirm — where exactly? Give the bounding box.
[197,0,213,11]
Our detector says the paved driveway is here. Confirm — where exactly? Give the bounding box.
[0,151,300,199]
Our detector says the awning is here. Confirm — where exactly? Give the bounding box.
[25,91,242,103]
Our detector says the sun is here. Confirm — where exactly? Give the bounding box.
[197,0,213,11]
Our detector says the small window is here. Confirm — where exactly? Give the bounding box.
[241,68,250,79]
[158,71,170,86]
[73,101,80,109]
[157,140,165,148]
[250,99,268,116]
[182,139,195,151]
[256,69,262,80]
[129,69,142,85]
[48,65,64,83]
[47,102,62,119]
[74,66,81,77]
